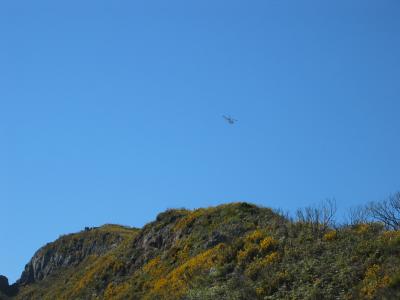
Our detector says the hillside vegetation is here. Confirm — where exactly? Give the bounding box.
[2,201,400,300]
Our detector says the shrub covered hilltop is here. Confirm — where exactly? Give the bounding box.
[1,200,400,300]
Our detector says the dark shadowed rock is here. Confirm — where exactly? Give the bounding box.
[0,275,18,297]
[0,275,9,293]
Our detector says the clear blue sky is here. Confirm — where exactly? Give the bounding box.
[1,0,399,283]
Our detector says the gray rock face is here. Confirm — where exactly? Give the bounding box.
[18,229,124,285]
[127,210,187,270]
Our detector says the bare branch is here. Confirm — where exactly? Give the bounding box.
[347,205,370,225]
[366,192,400,230]
[295,198,337,234]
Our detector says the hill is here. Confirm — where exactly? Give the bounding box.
[1,202,400,299]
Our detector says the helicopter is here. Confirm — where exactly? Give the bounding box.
[223,115,238,124]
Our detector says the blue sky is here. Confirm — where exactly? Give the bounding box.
[1,0,400,282]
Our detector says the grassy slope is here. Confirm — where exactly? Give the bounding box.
[12,203,400,300]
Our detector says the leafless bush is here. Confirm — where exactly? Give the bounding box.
[366,192,400,230]
[296,198,337,233]
[347,205,370,226]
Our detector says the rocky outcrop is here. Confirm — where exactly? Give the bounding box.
[125,203,281,272]
[16,204,282,289]
[17,227,129,285]
[126,209,188,270]
[0,275,8,292]
[0,275,18,297]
